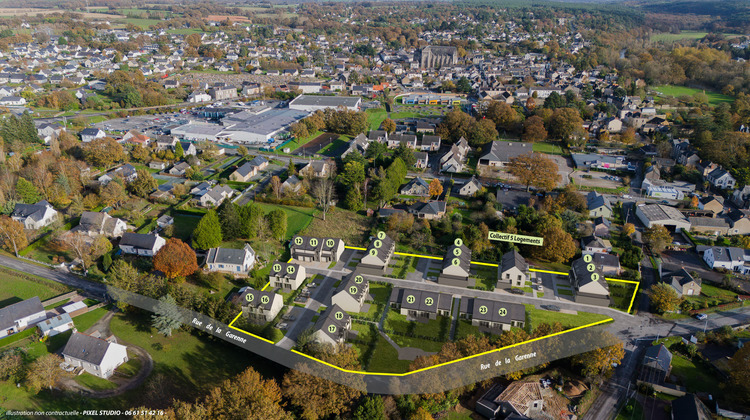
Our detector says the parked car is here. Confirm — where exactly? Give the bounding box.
[541,305,561,312]
[695,313,708,321]
[537,285,543,291]
[509,288,525,295]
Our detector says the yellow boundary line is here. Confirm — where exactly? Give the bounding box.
[227,313,613,376]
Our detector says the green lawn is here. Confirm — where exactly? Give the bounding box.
[254,203,317,240]
[0,268,70,308]
[616,398,644,420]
[366,108,388,131]
[367,283,391,303]
[116,354,142,377]
[366,335,412,373]
[609,282,638,312]
[532,142,566,155]
[649,31,740,42]
[74,373,119,391]
[320,137,349,157]
[73,306,110,333]
[388,256,418,279]
[287,130,322,152]
[389,333,444,353]
[684,283,738,308]
[669,353,721,393]
[654,85,734,106]
[454,319,484,340]
[525,305,611,330]
[384,312,449,340]
[471,265,498,290]
[171,214,202,241]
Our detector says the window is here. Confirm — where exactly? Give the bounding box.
[219,264,224,268]
[237,266,240,272]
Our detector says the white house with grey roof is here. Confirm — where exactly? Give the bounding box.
[290,235,345,263]
[269,261,307,291]
[499,250,528,288]
[205,244,255,275]
[312,304,352,346]
[331,272,370,313]
[478,141,532,167]
[703,246,750,274]
[37,313,75,337]
[358,232,396,274]
[62,332,129,378]
[11,200,59,230]
[80,127,105,142]
[0,296,46,339]
[199,185,234,207]
[459,298,525,332]
[568,256,611,307]
[118,232,166,257]
[438,243,473,287]
[288,94,361,112]
[389,287,452,319]
[74,211,126,237]
[238,287,283,324]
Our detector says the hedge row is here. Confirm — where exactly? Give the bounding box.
[0,267,69,293]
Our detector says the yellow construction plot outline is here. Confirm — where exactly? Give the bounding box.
[225,248,638,376]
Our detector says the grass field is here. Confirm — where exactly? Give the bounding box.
[654,85,734,106]
[0,268,69,308]
[171,214,202,242]
[287,130,322,152]
[669,353,721,393]
[532,142,566,155]
[366,108,388,131]
[525,305,611,330]
[74,373,119,391]
[650,31,741,42]
[301,207,372,245]
[74,306,111,333]
[254,203,317,240]
[367,334,412,373]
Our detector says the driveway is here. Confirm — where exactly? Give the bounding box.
[660,250,723,282]
[546,154,574,186]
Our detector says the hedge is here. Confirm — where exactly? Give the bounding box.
[0,328,36,348]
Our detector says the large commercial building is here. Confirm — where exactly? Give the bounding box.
[288,95,362,112]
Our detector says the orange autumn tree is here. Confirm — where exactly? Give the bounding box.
[153,238,198,280]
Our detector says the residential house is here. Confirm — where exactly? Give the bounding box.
[118,233,166,257]
[417,135,441,151]
[74,211,127,237]
[80,128,105,143]
[731,185,750,209]
[698,196,724,216]
[169,161,191,176]
[459,298,525,332]
[638,344,672,384]
[312,304,351,346]
[156,215,174,228]
[122,130,150,146]
[0,297,46,339]
[414,152,429,169]
[408,200,446,220]
[587,191,612,219]
[499,250,528,288]
[437,243,473,287]
[331,272,369,313]
[358,232,396,274]
[459,177,483,197]
[199,185,234,207]
[496,189,533,214]
[11,201,58,229]
[386,133,417,149]
[238,287,283,324]
[400,177,430,196]
[269,261,307,291]
[281,175,302,195]
[149,161,166,171]
[230,156,269,182]
[688,217,730,236]
[290,236,345,263]
[569,256,611,306]
[475,381,546,420]
[593,217,611,237]
[706,167,736,189]
[728,210,750,235]
[703,246,750,274]
[588,252,622,276]
[300,161,331,179]
[663,268,701,297]
[62,332,129,378]
[581,236,613,255]
[389,287,452,319]
[99,164,138,185]
[37,313,75,337]
[205,244,255,275]
[671,394,713,420]
[478,141,532,167]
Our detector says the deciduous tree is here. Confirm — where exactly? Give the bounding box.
[643,225,672,252]
[128,169,158,198]
[26,354,70,392]
[382,118,396,134]
[83,137,125,167]
[522,115,548,142]
[270,175,282,199]
[623,223,636,236]
[153,238,198,280]
[650,282,681,314]
[572,335,625,380]
[311,177,336,221]
[548,108,584,143]
[728,344,750,404]
[507,153,561,191]
[0,216,27,256]
[428,178,443,199]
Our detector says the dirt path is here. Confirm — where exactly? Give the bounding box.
[63,311,154,398]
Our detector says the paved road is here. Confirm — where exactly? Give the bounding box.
[0,255,106,298]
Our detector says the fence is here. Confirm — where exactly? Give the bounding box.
[41,291,78,307]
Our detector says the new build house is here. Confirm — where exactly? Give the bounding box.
[389,287,452,319]
[358,233,396,274]
[330,272,369,313]
[312,304,351,346]
[238,287,283,324]
[437,243,473,287]
[290,236,345,263]
[459,298,525,332]
[269,261,307,291]
[498,250,528,288]
[568,256,611,307]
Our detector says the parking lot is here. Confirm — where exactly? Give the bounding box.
[570,170,625,189]
[92,112,188,135]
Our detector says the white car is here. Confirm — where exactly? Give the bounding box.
[537,285,543,291]
[695,314,708,321]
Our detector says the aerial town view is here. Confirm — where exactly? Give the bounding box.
[0,0,749,418]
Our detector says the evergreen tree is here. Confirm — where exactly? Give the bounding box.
[193,210,223,249]
[174,141,184,159]
[345,187,363,211]
[240,203,262,238]
[267,209,287,241]
[151,294,183,336]
[218,201,241,240]
[16,178,40,203]
[353,396,385,420]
